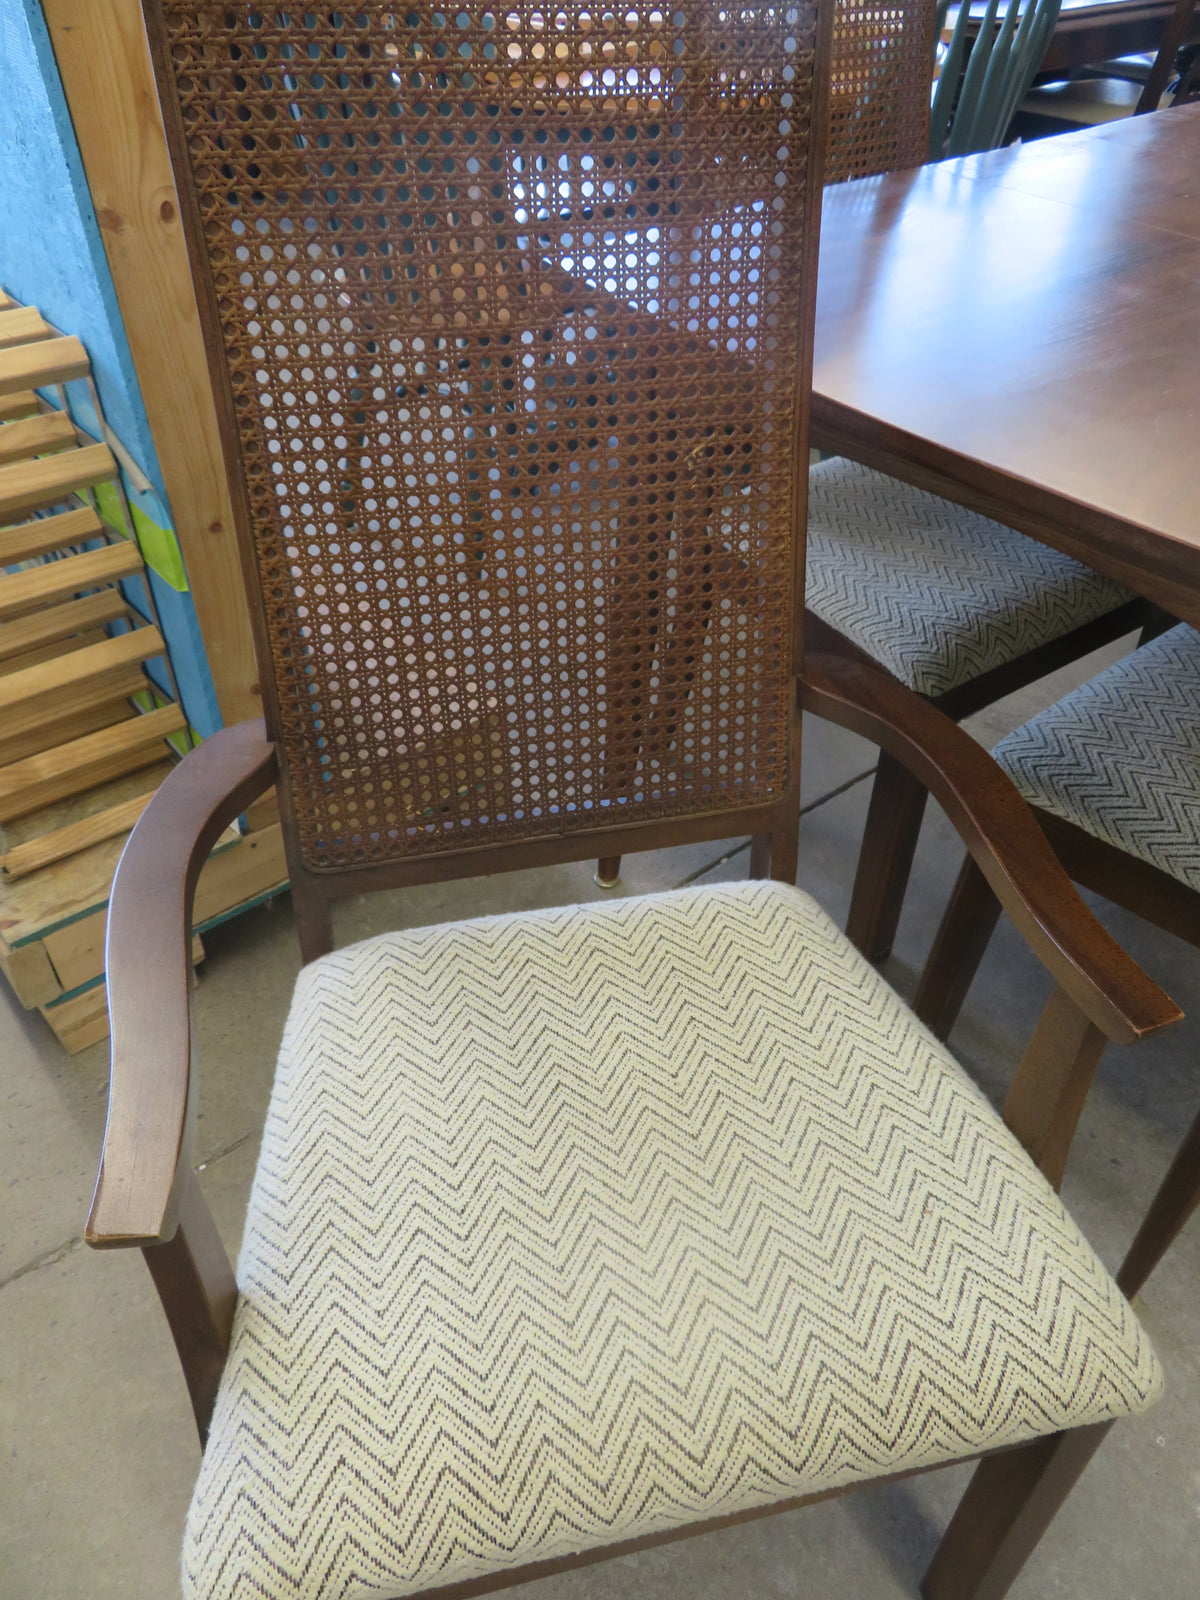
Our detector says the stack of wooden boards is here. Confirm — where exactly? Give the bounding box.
[0,288,287,1051]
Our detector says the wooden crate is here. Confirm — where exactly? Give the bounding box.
[0,291,290,1051]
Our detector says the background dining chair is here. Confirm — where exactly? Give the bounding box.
[930,0,1064,159]
[911,622,1200,1293]
[1018,0,1200,133]
[88,6,1181,1599]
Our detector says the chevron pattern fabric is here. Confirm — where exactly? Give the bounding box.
[184,881,1162,1600]
[806,458,1132,697]
[994,623,1200,891]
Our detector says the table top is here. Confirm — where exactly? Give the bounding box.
[813,103,1200,626]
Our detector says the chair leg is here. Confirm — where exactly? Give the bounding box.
[922,1422,1113,1600]
[749,832,772,879]
[913,856,1001,1040]
[595,856,622,888]
[1118,1101,1200,1299]
[845,750,929,962]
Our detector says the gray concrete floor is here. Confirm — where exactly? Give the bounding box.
[3,636,1198,1599]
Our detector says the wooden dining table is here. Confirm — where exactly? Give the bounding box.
[812,101,1200,629]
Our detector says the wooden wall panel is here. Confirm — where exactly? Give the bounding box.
[41,0,262,728]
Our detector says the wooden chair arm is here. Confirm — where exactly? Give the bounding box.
[86,720,279,1249]
[799,651,1182,1047]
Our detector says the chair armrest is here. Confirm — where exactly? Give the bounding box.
[799,650,1182,1046]
[86,720,279,1249]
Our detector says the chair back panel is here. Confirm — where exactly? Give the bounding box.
[827,0,933,183]
[149,2,827,873]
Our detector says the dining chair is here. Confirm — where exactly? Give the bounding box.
[912,622,1200,1295]
[1018,0,1200,132]
[930,0,1064,158]
[89,6,1180,1599]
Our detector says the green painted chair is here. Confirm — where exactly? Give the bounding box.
[931,0,1065,158]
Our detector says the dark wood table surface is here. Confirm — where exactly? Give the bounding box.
[812,102,1200,628]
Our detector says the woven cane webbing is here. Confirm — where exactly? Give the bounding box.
[827,1,933,184]
[153,4,823,872]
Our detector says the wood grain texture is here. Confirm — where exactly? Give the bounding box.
[0,505,102,566]
[0,701,184,821]
[0,443,115,520]
[0,334,91,397]
[0,624,162,715]
[813,104,1200,627]
[0,306,52,349]
[0,390,40,422]
[0,409,76,466]
[0,589,130,663]
[0,539,143,619]
[42,0,261,727]
[2,791,155,880]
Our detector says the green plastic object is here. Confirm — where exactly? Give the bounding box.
[92,479,190,592]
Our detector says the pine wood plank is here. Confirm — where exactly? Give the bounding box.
[0,307,53,349]
[0,590,130,663]
[0,540,143,619]
[0,443,115,520]
[0,937,61,1008]
[0,412,76,469]
[41,983,111,1053]
[42,0,262,726]
[0,624,162,715]
[0,690,137,769]
[0,392,40,423]
[0,506,103,566]
[0,702,184,823]
[0,665,146,755]
[2,792,154,879]
[0,626,111,678]
[0,758,171,853]
[0,334,91,397]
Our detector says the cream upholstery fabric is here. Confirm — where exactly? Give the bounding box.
[806,458,1133,698]
[994,623,1200,892]
[185,881,1162,1600]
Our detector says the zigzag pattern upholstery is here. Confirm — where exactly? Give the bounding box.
[184,881,1162,1600]
[993,623,1200,892]
[806,458,1133,697]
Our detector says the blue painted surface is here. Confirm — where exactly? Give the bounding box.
[0,1,222,738]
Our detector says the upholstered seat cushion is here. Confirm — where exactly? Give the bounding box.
[993,623,1200,892]
[185,880,1162,1600]
[806,458,1133,698]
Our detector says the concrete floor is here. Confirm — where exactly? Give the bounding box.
[3,636,1199,1600]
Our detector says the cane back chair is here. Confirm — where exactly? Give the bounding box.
[90,5,1180,1599]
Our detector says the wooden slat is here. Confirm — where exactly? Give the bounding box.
[0,937,61,1008]
[0,391,41,423]
[0,334,91,397]
[0,703,185,822]
[3,791,155,879]
[0,443,116,520]
[0,666,146,758]
[0,589,130,663]
[0,624,162,716]
[0,540,143,619]
[0,688,137,768]
[0,505,103,566]
[0,410,77,467]
[0,307,53,350]
[0,626,110,679]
